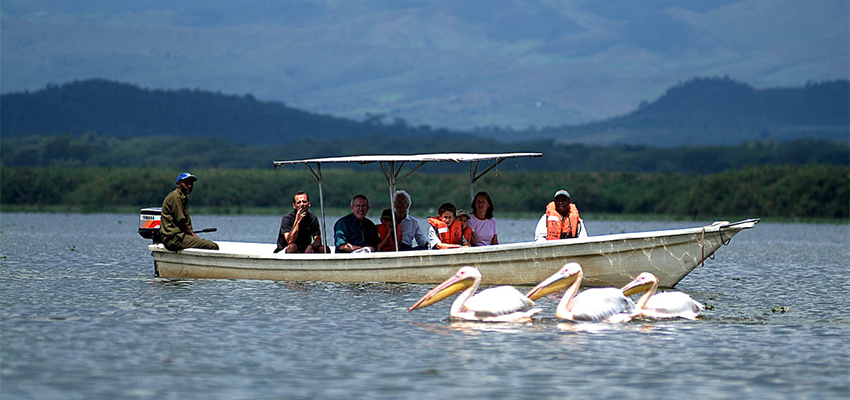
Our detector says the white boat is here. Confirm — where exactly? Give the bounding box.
[143,153,759,287]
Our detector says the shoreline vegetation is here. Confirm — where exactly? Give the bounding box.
[2,134,847,175]
[2,165,847,221]
[1,204,845,225]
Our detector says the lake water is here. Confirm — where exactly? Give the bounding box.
[1,212,848,399]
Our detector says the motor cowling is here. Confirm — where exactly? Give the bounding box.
[138,207,163,242]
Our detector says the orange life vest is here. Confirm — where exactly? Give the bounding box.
[546,202,580,240]
[462,226,473,246]
[376,223,402,251]
[427,217,464,245]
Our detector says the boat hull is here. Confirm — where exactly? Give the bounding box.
[150,219,758,288]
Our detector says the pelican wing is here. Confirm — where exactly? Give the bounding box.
[569,288,635,322]
[644,292,704,319]
[464,286,535,318]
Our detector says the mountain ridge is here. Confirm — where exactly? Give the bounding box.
[1,77,847,147]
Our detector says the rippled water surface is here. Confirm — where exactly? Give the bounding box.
[1,213,848,399]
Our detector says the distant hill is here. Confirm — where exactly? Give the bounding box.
[0,79,445,145]
[524,77,849,147]
[1,77,847,147]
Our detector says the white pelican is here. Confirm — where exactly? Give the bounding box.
[525,262,634,323]
[621,272,705,320]
[408,266,541,322]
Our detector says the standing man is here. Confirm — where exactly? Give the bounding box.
[274,191,325,254]
[534,189,587,242]
[392,190,427,250]
[333,194,379,253]
[160,172,219,251]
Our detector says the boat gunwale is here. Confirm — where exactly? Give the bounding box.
[150,218,759,262]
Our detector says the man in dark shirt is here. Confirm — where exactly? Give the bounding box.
[333,194,379,253]
[275,191,325,253]
[160,172,219,251]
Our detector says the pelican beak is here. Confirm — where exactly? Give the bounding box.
[408,274,475,312]
[525,268,579,301]
[621,278,652,297]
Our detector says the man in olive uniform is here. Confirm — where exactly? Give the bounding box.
[160,172,219,251]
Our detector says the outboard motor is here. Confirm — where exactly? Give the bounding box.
[138,207,163,243]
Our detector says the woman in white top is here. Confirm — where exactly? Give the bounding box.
[467,191,498,246]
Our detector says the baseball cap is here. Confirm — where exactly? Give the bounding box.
[176,172,197,184]
[554,189,571,199]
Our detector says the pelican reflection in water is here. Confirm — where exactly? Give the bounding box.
[408,266,541,323]
[526,263,634,323]
[621,272,705,320]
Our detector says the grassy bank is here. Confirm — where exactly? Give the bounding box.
[2,164,848,219]
[2,204,846,225]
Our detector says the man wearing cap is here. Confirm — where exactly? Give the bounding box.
[534,190,587,242]
[159,172,219,251]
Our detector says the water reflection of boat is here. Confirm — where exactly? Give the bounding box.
[143,153,759,288]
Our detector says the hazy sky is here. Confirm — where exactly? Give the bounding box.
[2,0,848,130]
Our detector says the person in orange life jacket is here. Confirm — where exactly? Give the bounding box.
[427,203,469,249]
[534,189,587,242]
[455,209,475,246]
[377,208,403,252]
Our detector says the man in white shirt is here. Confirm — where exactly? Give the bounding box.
[393,190,428,250]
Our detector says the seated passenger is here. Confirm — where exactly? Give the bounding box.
[534,189,587,242]
[274,191,325,254]
[376,208,402,252]
[456,209,475,246]
[392,190,428,250]
[468,191,499,246]
[333,194,379,253]
[427,202,469,250]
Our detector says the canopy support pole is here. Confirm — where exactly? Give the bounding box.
[469,157,506,201]
[306,162,328,253]
[469,162,476,202]
[379,161,429,251]
[380,161,400,251]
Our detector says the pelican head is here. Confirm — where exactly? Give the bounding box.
[525,262,582,301]
[408,266,480,312]
[621,272,659,296]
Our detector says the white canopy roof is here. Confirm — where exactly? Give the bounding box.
[273,152,542,166]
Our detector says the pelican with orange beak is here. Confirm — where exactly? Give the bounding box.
[621,272,704,320]
[525,262,634,323]
[408,266,540,322]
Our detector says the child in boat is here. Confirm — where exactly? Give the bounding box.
[376,208,402,252]
[456,209,474,247]
[427,203,469,249]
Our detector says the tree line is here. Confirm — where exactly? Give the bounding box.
[2,133,847,175]
[2,165,847,219]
